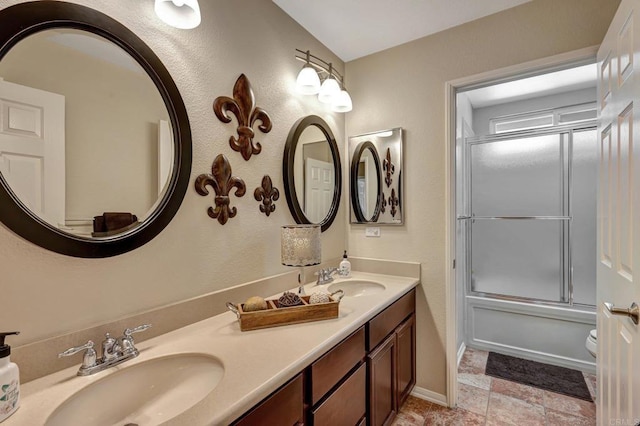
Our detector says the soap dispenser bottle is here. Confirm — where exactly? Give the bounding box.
[339,250,351,278]
[0,332,20,422]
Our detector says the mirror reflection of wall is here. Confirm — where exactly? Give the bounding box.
[0,28,172,237]
[357,147,379,220]
[293,125,335,223]
[349,128,403,224]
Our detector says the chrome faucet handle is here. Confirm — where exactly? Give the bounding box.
[58,340,97,369]
[315,267,339,285]
[121,324,151,352]
[101,333,120,362]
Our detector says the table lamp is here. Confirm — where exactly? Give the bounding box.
[281,225,321,295]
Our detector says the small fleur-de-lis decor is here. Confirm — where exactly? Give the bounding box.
[388,188,399,218]
[213,74,273,161]
[383,148,395,188]
[380,195,387,214]
[195,154,246,225]
[254,175,279,217]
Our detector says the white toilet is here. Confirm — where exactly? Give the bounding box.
[585,329,597,358]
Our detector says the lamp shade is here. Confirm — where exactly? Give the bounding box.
[281,225,321,267]
[155,0,201,29]
[332,89,353,113]
[296,66,321,95]
[318,77,341,104]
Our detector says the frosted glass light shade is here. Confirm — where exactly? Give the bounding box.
[296,66,321,95]
[155,0,201,29]
[281,225,321,266]
[318,77,341,104]
[332,89,353,112]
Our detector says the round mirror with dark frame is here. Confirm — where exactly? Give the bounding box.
[350,141,382,222]
[0,2,192,258]
[283,115,341,232]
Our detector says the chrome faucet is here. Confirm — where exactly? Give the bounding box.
[315,267,339,285]
[59,324,151,376]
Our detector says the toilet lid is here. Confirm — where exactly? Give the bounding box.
[589,329,597,340]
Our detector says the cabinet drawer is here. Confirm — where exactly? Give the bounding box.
[311,363,367,426]
[233,373,304,426]
[310,326,365,404]
[367,289,415,351]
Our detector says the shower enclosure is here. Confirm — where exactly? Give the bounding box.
[457,122,598,371]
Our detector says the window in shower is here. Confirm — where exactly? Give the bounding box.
[465,127,597,305]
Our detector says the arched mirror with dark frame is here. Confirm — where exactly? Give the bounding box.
[0,1,192,258]
[283,115,341,232]
[350,141,383,222]
[349,128,403,225]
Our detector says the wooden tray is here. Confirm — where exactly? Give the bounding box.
[228,295,340,331]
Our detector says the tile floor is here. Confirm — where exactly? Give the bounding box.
[393,347,597,425]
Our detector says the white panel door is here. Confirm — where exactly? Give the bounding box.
[0,79,65,227]
[305,157,334,223]
[597,1,640,423]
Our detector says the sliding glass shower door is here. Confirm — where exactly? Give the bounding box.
[461,127,597,305]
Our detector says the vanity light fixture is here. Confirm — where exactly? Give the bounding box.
[296,50,321,95]
[154,0,201,29]
[281,225,321,294]
[295,49,353,112]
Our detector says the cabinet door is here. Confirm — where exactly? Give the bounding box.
[233,373,304,426]
[368,333,396,426]
[396,314,416,408]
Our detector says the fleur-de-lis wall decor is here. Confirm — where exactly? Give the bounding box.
[383,148,395,188]
[195,154,246,225]
[388,188,399,218]
[380,195,387,214]
[254,175,279,217]
[213,74,273,161]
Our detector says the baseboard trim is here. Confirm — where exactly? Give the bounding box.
[457,342,466,367]
[410,386,448,407]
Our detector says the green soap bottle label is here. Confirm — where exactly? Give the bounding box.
[0,379,19,415]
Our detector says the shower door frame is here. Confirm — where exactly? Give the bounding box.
[460,121,597,308]
[444,45,598,409]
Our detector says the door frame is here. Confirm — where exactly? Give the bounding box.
[444,45,599,407]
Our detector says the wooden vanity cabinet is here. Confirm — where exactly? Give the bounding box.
[308,326,367,425]
[396,313,416,407]
[367,289,416,426]
[367,333,396,426]
[233,288,416,426]
[233,373,304,426]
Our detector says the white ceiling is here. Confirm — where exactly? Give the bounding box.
[273,0,532,62]
[464,63,598,108]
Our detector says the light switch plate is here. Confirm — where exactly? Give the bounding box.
[365,227,381,237]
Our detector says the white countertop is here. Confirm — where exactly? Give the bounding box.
[8,271,418,426]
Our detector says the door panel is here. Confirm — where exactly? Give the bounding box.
[470,219,565,301]
[470,134,564,217]
[597,1,640,423]
[305,157,333,223]
[0,79,65,227]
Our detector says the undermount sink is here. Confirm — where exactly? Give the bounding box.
[328,280,386,297]
[45,353,224,426]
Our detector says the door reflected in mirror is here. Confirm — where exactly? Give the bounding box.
[283,115,342,232]
[0,28,173,238]
[294,125,335,223]
[349,128,403,224]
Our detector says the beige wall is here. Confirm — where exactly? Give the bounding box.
[345,0,619,396]
[0,0,346,347]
